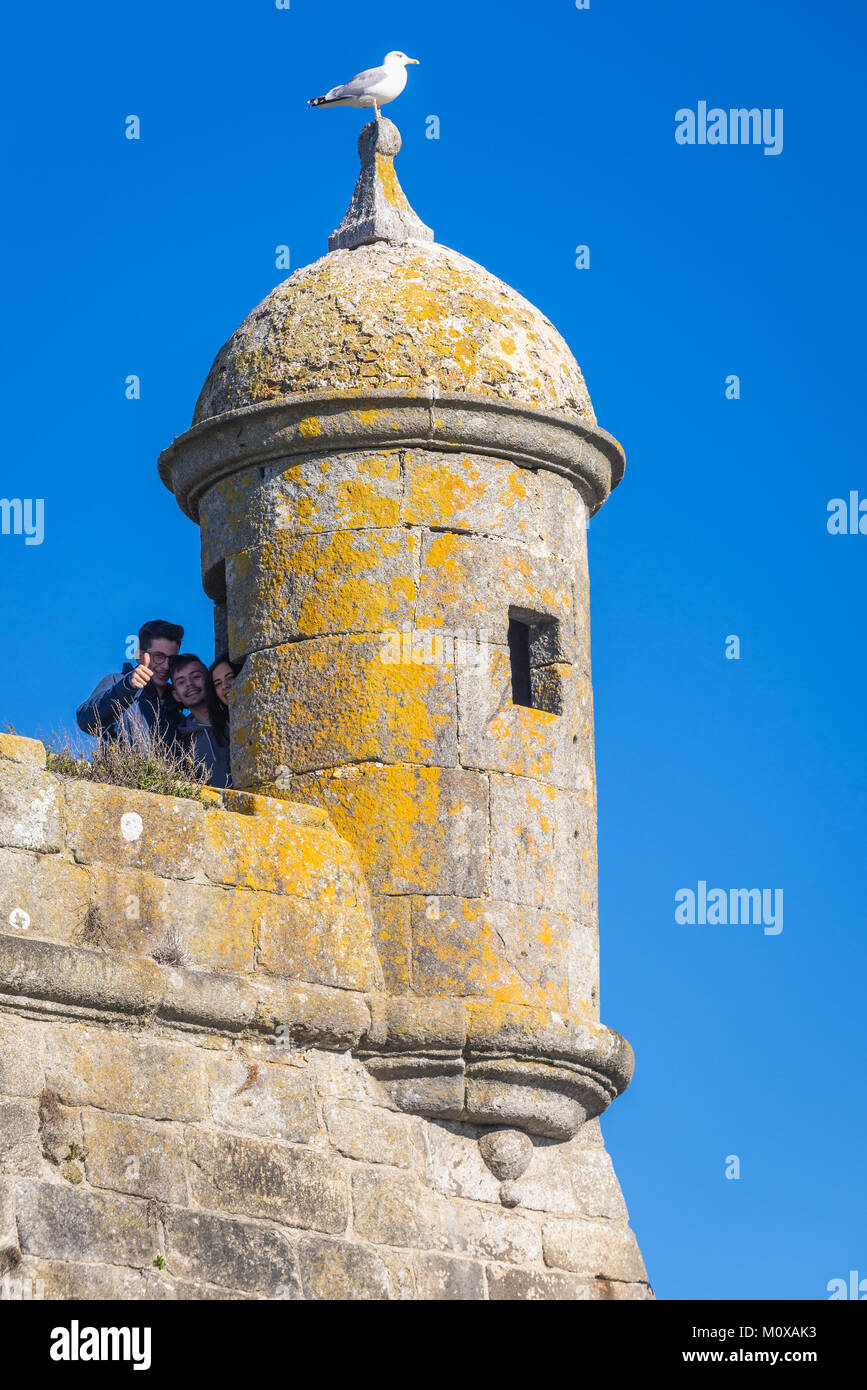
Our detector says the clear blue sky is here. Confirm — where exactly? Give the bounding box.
[2,0,865,1300]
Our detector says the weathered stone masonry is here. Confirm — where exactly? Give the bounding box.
[0,734,647,1299]
[0,118,649,1299]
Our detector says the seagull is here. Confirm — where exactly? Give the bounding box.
[308,51,420,120]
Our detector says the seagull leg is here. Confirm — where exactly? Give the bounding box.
[374,100,380,120]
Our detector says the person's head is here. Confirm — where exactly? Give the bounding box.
[170,653,209,717]
[137,619,184,691]
[210,654,242,708]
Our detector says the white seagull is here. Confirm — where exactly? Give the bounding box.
[308,50,420,120]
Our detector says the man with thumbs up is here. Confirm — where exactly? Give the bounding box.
[76,619,184,747]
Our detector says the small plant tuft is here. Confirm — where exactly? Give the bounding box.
[45,721,217,805]
[77,904,110,949]
[150,924,191,969]
[153,1255,167,1270]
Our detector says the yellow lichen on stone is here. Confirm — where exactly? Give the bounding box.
[192,242,597,425]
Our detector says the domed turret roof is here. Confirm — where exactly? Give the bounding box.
[192,119,595,428]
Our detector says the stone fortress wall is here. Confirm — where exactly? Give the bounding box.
[0,118,651,1302]
[0,732,649,1300]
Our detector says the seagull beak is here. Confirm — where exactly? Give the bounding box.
[408,57,420,64]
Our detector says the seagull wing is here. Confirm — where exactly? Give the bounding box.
[327,64,387,100]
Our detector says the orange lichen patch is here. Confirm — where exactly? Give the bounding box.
[0,731,46,768]
[228,528,418,642]
[192,242,597,425]
[282,762,487,898]
[371,894,412,992]
[376,153,412,211]
[276,455,401,531]
[402,456,485,527]
[412,896,571,1012]
[233,637,457,781]
[299,415,322,438]
[416,530,573,639]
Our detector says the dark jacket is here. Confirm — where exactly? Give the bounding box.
[76,664,181,746]
[177,715,231,789]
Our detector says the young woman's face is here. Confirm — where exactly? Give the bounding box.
[212,662,235,704]
[172,662,208,708]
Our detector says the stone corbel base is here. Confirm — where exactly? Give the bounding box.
[358,997,633,1141]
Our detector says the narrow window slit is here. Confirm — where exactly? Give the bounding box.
[508,613,564,715]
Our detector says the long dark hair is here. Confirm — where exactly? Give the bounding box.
[171,653,229,747]
[208,654,243,746]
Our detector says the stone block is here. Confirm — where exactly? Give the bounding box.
[485,1264,595,1300]
[489,775,596,920]
[297,1236,390,1300]
[0,734,47,768]
[401,451,589,568]
[367,994,467,1052]
[206,1054,319,1144]
[231,636,458,785]
[63,780,204,878]
[0,1015,44,1097]
[380,1248,416,1300]
[352,1168,541,1264]
[323,1100,415,1168]
[0,1177,16,1249]
[505,1141,580,1216]
[15,1180,155,1265]
[0,1100,42,1176]
[227,526,419,650]
[17,1256,144,1300]
[37,1088,82,1167]
[0,936,163,1019]
[372,1062,466,1122]
[45,1025,207,1122]
[371,894,412,992]
[0,849,89,944]
[82,1110,188,1204]
[455,648,595,791]
[285,763,489,897]
[158,967,258,1032]
[0,764,63,853]
[606,1280,654,1300]
[412,895,572,1012]
[421,1121,501,1204]
[256,980,370,1051]
[415,530,574,649]
[542,1218,647,1282]
[308,1050,391,1106]
[273,451,403,534]
[163,1206,302,1296]
[414,1251,486,1301]
[199,467,271,589]
[256,893,381,993]
[564,1145,628,1221]
[401,451,548,551]
[202,807,362,899]
[85,868,257,975]
[186,1130,348,1234]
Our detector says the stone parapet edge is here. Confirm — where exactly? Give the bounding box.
[0,935,631,1139]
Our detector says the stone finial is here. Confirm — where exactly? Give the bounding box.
[329,118,434,252]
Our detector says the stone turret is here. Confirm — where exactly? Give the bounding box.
[159,120,635,1149]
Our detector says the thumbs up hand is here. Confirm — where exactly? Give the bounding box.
[130,651,155,690]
